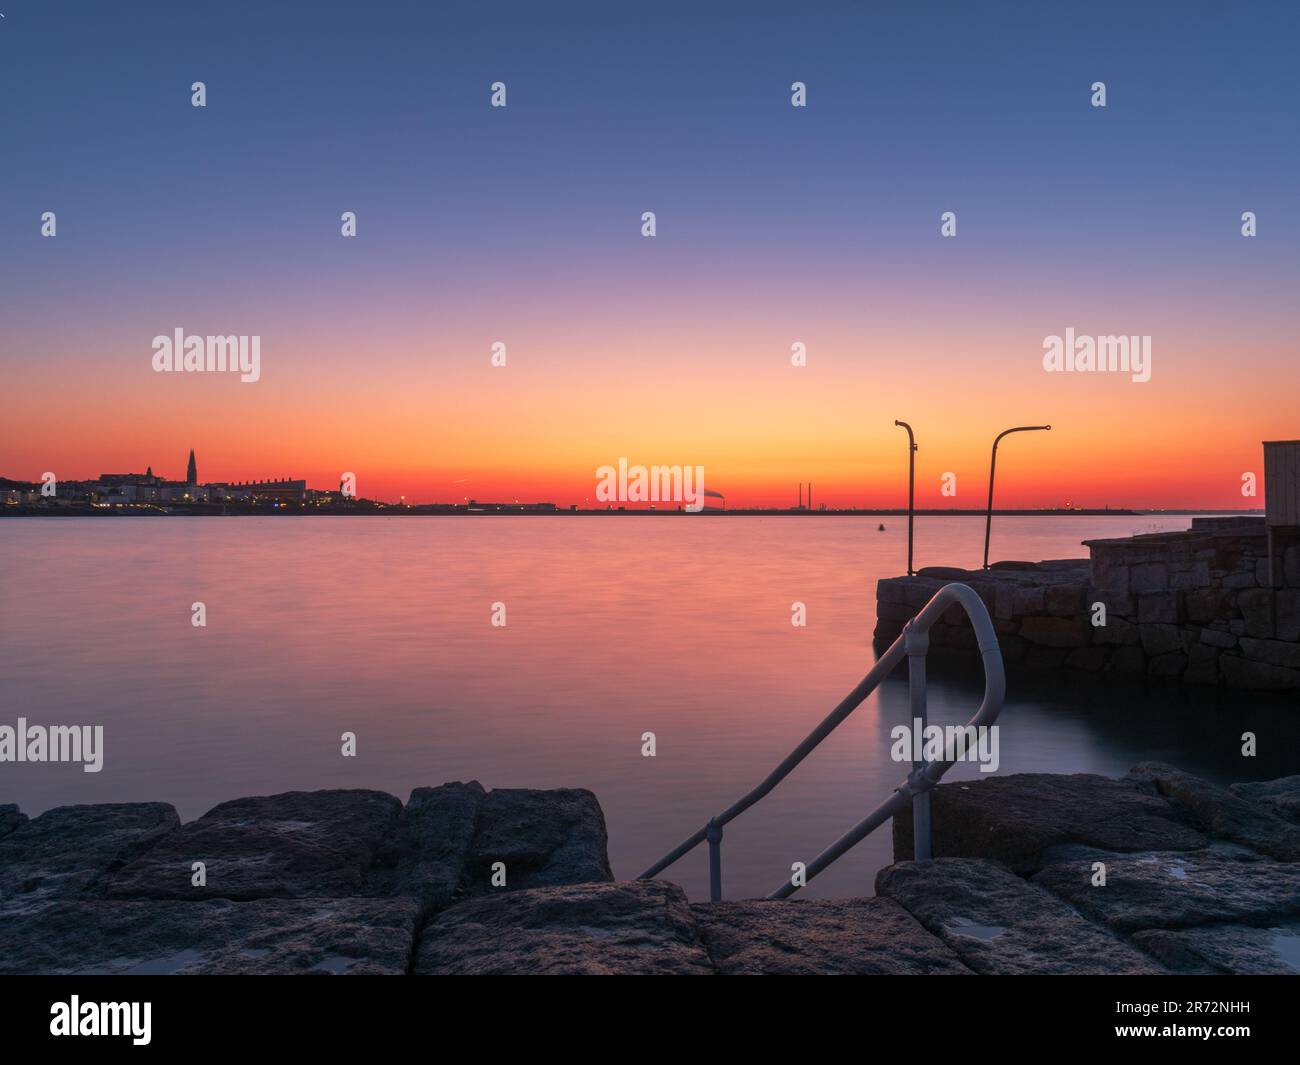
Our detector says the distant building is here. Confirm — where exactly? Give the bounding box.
[186,449,197,485]
[225,478,307,504]
[95,467,162,502]
[160,481,208,503]
[0,478,42,505]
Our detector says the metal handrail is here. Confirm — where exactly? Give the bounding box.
[638,582,1005,900]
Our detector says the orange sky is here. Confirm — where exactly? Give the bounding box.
[4,308,1292,509]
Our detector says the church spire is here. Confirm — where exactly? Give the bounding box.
[186,449,197,485]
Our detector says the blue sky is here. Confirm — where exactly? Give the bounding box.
[2,1,1298,506]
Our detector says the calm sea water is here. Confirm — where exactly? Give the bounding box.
[2,514,1296,900]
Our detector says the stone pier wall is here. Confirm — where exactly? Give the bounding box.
[874,518,1300,690]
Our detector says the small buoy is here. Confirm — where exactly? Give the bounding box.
[878,523,886,531]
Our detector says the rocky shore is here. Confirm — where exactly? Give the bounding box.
[3,766,1298,974]
[888,763,1300,974]
[0,783,614,975]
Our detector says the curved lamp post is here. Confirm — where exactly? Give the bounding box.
[894,420,917,575]
[983,425,1051,570]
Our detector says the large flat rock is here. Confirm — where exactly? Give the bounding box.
[0,897,419,975]
[415,880,712,975]
[1032,848,1300,933]
[103,789,402,900]
[463,788,613,893]
[892,773,1206,874]
[692,897,972,975]
[876,857,1162,974]
[1229,775,1300,828]
[1133,921,1300,975]
[365,781,485,912]
[1127,762,1300,861]
[0,803,179,916]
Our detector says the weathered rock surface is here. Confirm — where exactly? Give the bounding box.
[1127,762,1300,861]
[0,897,420,975]
[876,857,1161,974]
[366,781,485,912]
[104,790,403,900]
[892,773,1206,873]
[415,880,712,975]
[0,804,26,841]
[463,787,613,893]
[692,897,972,975]
[1133,921,1300,975]
[1230,775,1300,827]
[1032,849,1300,933]
[1,784,621,974]
[0,803,179,916]
[0,806,25,847]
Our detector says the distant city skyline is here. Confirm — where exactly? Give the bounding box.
[0,444,1273,513]
[2,1,1297,509]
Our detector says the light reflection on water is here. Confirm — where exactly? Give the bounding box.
[1,514,1295,900]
